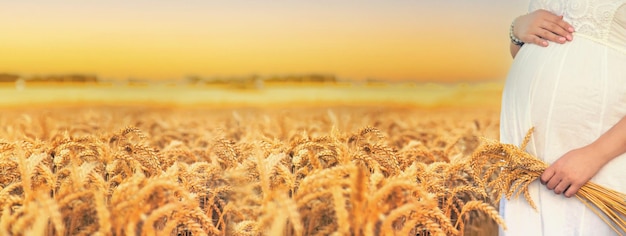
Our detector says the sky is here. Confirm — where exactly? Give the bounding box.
[0,1,530,82]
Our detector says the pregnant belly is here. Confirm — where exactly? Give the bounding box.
[504,35,626,115]
[501,35,626,161]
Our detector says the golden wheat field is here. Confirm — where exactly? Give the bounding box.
[0,105,510,236]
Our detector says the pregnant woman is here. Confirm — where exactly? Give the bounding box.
[500,0,626,235]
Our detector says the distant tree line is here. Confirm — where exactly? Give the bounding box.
[0,73,339,90]
[1,73,337,84]
[0,73,97,83]
[186,74,337,84]
[0,74,19,83]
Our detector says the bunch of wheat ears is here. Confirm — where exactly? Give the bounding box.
[470,127,626,235]
[0,106,621,235]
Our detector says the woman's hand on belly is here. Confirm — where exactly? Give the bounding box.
[513,9,575,47]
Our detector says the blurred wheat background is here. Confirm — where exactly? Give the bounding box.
[0,106,507,235]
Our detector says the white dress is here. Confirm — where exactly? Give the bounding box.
[499,0,626,235]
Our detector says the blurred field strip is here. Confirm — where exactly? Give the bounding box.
[0,82,503,108]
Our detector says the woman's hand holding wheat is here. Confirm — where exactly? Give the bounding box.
[540,147,606,198]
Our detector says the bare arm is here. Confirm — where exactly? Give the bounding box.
[590,116,626,162]
[510,42,522,58]
[541,116,626,197]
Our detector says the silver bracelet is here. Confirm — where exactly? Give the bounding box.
[510,18,524,46]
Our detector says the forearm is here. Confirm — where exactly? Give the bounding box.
[510,42,522,58]
[587,116,626,165]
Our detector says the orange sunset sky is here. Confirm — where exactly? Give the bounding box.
[1,1,529,82]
